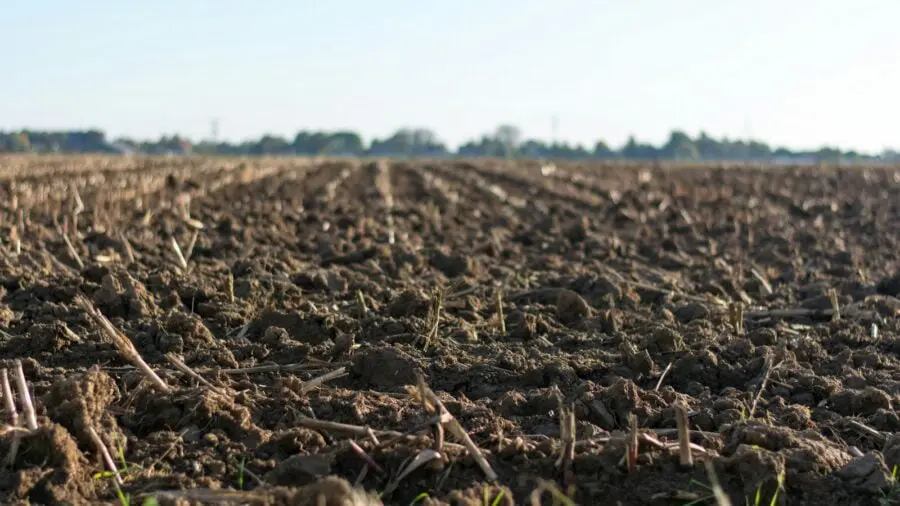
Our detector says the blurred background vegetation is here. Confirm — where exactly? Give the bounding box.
[1,126,894,163]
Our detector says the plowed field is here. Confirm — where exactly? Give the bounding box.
[1,156,900,505]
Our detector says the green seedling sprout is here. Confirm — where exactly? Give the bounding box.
[410,492,430,505]
[238,456,246,490]
[485,487,507,506]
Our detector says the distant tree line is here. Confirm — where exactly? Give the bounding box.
[1,126,897,163]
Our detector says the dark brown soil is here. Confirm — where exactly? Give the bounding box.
[1,155,900,505]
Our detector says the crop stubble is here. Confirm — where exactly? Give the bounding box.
[0,155,899,505]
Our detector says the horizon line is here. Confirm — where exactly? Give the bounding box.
[1,125,895,156]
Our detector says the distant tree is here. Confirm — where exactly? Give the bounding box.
[593,140,615,159]
[662,130,699,161]
[621,135,658,159]
[494,124,522,158]
[192,140,219,155]
[458,135,505,157]
[694,132,722,159]
[0,127,882,162]
[369,128,447,156]
[746,140,771,160]
[881,149,900,161]
[323,131,365,155]
[408,128,448,155]
[520,139,548,158]
[293,131,347,154]
[253,135,291,155]
[15,132,31,152]
[369,129,413,156]
[815,147,842,163]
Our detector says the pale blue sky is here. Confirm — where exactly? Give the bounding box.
[3,1,898,151]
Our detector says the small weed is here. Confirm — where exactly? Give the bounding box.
[92,437,142,481]
[484,486,507,506]
[410,492,430,505]
[238,456,246,490]
[113,480,130,506]
[745,470,784,506]
[682,479,715,505]
[90,435,145,506]
[878,464,900,505]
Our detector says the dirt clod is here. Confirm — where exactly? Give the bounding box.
[267,454,333,486]
[351,345,421,390]
[835,453,892,494]
[43,369,121,451]
[555,289,592,326]
[429,249,474,278]
[673,301,710,323]
[648,326,684,353]
[828,387,893,416]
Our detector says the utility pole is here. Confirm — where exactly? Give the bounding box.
[551,114,559,147]
[210,118,220,143]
